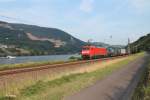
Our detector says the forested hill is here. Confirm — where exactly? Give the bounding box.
[131,33,150,52]
[0,21,85,56]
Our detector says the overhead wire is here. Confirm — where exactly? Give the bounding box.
[0,14,38,25]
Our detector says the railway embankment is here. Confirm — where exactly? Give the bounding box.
[0,53,144,100]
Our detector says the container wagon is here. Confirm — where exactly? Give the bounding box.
[120,49,126,55]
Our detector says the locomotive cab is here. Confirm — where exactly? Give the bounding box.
[81,46,91,59]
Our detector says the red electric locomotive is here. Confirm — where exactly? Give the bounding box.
[81,46,107,59]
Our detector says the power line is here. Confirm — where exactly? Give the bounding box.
[0,14,36,24]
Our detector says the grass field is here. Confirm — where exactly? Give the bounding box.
[0,53,145,100]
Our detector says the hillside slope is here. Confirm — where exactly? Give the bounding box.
[0,21,85,56]
[131,33,150,52]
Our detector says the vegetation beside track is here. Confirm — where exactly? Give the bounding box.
[0,59,79,71]
[132,53,150,100]
[0,53,143,100]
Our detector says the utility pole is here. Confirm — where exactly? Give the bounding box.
[110,35,112,45]
[127,38,131,54]
[87,39,92,46]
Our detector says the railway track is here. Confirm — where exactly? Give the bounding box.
[0,56,128,77]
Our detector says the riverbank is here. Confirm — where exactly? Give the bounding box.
[0,54,80,64]
[0,54,81,70]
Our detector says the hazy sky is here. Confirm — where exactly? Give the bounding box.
[0,0,150,45]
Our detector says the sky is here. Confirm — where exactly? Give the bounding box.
[0,0,150,45]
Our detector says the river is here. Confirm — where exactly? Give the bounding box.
[0,54,81,65]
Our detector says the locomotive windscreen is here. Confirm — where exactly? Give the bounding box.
[83,47,89,50]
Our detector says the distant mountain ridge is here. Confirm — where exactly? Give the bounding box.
[0,21,85,56]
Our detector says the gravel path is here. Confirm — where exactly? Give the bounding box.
[65,53,149,100]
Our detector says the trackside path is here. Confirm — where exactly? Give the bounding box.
[65,53,149,100]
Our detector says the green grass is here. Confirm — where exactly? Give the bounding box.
[132,53,150,100]
[0,59,78,71]
[14,53,144,100]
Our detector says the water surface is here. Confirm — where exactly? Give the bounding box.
[0,54,80,65]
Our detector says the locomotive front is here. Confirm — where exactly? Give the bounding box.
[81,46,91,59]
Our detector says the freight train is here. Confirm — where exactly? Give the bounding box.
[81,46,127,59]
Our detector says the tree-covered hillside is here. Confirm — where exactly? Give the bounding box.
[0,21,85,56]
[130,33,150,53]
